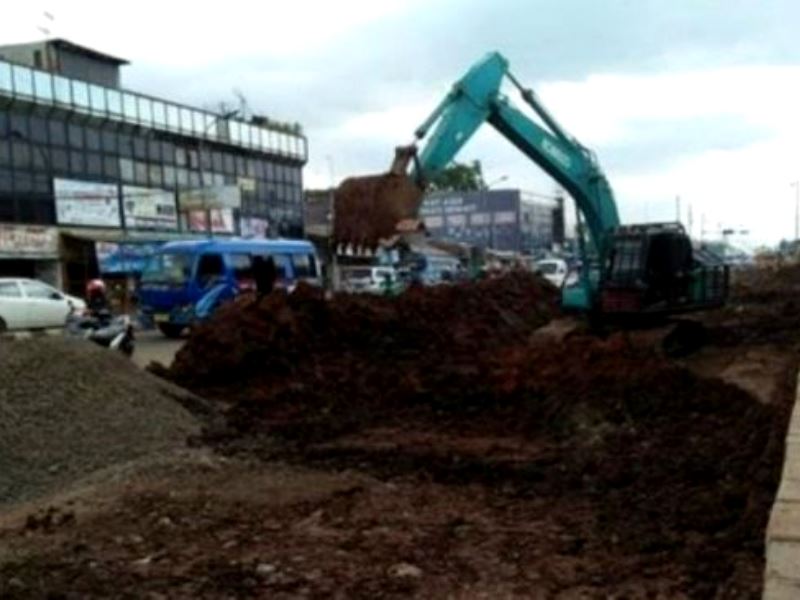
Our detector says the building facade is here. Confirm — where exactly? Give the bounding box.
[0,39,307,292]
[419,189,560,254]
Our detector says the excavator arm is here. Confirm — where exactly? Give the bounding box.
[334,52,619,258]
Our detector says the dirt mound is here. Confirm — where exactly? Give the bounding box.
[153,266,800,597]
[169,269,558,396]
[0,337,199,506]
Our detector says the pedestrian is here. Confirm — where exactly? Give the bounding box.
[252,255,277,299]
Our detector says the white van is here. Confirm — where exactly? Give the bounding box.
[535,258,569,288]
[341,266,400,294]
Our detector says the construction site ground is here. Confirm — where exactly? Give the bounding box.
[1,268,800,598]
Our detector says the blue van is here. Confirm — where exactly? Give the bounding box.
[138,239,320,337]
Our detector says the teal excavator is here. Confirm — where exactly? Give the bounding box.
[333,52,728,317]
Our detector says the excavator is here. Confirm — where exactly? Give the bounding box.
[333,52,728,318]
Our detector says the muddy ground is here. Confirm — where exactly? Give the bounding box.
[1,269,799,598]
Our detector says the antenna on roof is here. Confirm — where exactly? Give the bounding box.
[37,9,55,38]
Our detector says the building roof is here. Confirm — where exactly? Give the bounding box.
[49,38,129,66]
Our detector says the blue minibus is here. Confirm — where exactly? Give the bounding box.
[139,239,320,337]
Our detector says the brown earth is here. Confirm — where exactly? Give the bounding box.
[1,268,798,598]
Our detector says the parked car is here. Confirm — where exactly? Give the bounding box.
[0,278,86,332]
[341,266,403,294]
[534,258,569,288]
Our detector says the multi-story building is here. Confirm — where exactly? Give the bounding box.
[420,189,561,254]
[0,38,307,292]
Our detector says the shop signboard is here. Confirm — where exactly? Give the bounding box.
[178,185,242,211]
[0,225,59,259]
[240,217,269,238]
[54,178,121,227]
[122,186,178,230]
[185,209,236,234]
[96,241,163,275]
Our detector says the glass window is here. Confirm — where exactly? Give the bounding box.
[212,151,223,171]
[199,148,211,170]
[133,137,147,159]
[227,253,253,281]
[68,124,84,148]
[229,121,241,144]
[123,93,138,121]
[89,85,106,114]
[13,170,32,192]
[33,71,52,102]
[134,161,148,184]
[148,163,162,187]
[69,150,85,174]
[223,153,235,174]
[11,140,31,169]
[163,165,175,186]
[292,253,317,278]
[148,138,161,162]
[31,145,49,171]
[179,107,193,133]
[119,157,134,181]
[118,134,132,157]
[0,63,12,92]
[152,101,167,127]
[29,117,48,144]
[236,156,246,175]
[101,130,117,153]
[51,148,68,173]
[86,128,101,152]
[138,97,153,125]
[176,167,189,186]
[167,104,180,130]
[107,89,122,115]
[0,281,21,298]
[0,140,9,166]
[87,152,102,176]
[201,113,217,138]
[72,81,90,110]
[12,65,33,96]
[21,280,58,300]
[175,146,187,167]
[103,155,118,178]
[48,119,66,146]
[188,171,200,188]
[142,252,194,284]
[192,110,205,135]
[161,141,175,163]
[197,253,225,286]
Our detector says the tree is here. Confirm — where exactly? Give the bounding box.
[428,160,486,192]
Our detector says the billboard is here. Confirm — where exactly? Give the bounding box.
[185,209,236,234]
[240,217,269,238]
[0,225,58,259]
[54,178,121,227]
[95,241,163,275]
[420,190,520,251]
[178,185,242,211]
[122,186,178,230]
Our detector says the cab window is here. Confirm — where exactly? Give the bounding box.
[196,253,225,287]
[292,253,317,278]
[228,253,253,282]
[266,254,290,280]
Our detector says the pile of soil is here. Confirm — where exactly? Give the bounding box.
[0,337,199,506]
[160,269,796,597]
[168,270,559,437]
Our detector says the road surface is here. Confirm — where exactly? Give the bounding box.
[133,329,184,369]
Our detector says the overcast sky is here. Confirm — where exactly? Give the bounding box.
[3,0,800,244]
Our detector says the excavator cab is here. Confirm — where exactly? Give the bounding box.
[600,223,729,316]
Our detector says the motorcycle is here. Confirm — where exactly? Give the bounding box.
[65,309,135,357]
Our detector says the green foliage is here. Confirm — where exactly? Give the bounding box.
[428,160,486,192]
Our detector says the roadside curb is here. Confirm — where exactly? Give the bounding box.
[764,372,800,598]
[0,328,63,341]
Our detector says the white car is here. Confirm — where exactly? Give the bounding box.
[0,278,86,332]
[535,259,569,288]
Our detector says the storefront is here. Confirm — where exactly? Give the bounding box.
[0,224,61,286]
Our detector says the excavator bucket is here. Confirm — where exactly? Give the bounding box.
[333,146,424,252]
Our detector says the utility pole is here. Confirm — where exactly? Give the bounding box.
[792,181,800,241]
[675,195,681,224]
[687,203,694,239]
